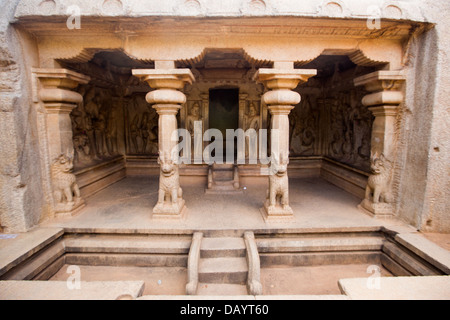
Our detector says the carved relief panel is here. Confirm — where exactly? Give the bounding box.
[125,93,159,155]
[70,85,124,168]
[289,93,321,157]
[323,89,373,171]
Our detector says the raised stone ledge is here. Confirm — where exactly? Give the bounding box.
[338,276,450,300]
[14,0,427,22]
[0,280,145,300]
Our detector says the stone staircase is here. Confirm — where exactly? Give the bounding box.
[205,164,242,194]
[197,236,249,295]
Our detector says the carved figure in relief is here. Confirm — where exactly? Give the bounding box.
[106,107,118,155]
[93,107,109,157]
[142,110,158,154]
[245,103,260,131]
[130,114,140,153]
[267,152,290,210]
[73,133,92,165]
[365,153,393,204]
[51,154,81,205]
[186,102,202,134]
[157,151,183,206]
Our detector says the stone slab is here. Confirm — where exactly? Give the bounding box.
[256,237,384,253]
[382,242,440,276]
[0,228,64,277]
[137,295,255,300]
[64,236,191,254]
[137,294,348,300]
[201,237,246,258]
[196,283,248,296]
[0,280,145,300]
[338,276,450,300]
[395,233,450,274]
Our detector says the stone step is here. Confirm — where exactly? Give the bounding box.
[199,257,248,284]
[196,283,248,296]
[256,237,384,253]
[213,170,234,181]
[64,236,191,254]
[212,163,235,171]
[201,237,246,258]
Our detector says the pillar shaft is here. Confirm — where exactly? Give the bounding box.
[255,65,316,221]
[354,70,405,217]
[132,68,194,218]
[34,68,90,216]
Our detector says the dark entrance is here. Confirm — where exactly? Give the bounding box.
[209,88,239,161]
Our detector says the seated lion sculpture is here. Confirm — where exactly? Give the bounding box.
[51,154,81,205]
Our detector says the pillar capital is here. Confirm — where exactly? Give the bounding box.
[34,68,90,113]
[354,70,406,106]
[132,69,194,90]
[254,68,317,90]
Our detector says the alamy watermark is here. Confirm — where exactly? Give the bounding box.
[66,265,81,290]
[366,5,382,30]
[366,265,381,290]
[66,5,81,30]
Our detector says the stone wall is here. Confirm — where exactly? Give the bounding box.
[397,0,450,232]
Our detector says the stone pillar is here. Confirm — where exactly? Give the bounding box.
[354,70,405,217]
[132,63,194,218]
[34,68,90,216]
[255,62,316,221]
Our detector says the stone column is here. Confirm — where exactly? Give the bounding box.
[255,62,316,221]
[133,63,194,218]
[34,68,90,216]
[354,70,405,217]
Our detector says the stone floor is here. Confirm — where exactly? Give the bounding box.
[41,176,412,233]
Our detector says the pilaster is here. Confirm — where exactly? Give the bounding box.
[354,70,406,217]
[34,68,90,216]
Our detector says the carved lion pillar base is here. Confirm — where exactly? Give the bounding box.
[354,71,405,218]
[358,199,394,218]
[153,199,187,219]
[34,68,90,217]
[133,65,194,219]
[54,199,85,216]
[261,200,294,222]
[255,63,316,222]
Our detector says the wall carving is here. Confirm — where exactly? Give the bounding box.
[125,93,159,155]
[325,90,372,171]
[289,94,320,156]
[71,85,123,168]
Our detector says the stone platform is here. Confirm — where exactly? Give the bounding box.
[1,176,449,300]
[39,176,392,233]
